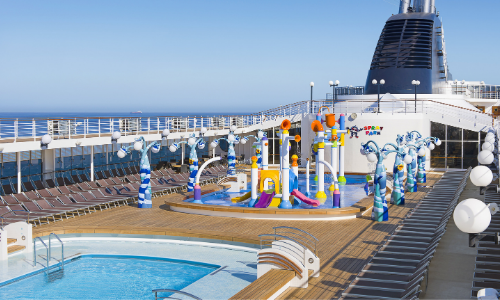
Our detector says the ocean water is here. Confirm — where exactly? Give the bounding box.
[0,112,249,120]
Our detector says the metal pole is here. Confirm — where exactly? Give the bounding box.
[310,86,313,113]
[415,85,417,113]
[16,152,21,194]
[377,84,380,112]
[90,146,94,181]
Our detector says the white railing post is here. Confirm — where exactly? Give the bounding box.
[32,119,36,141]
[98,119,101,137]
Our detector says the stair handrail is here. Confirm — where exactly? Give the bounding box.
[273,226,318,256]
[152,289,202,300]
[48,233,64,270]
[33,237,49,274]
[0,210,30,230]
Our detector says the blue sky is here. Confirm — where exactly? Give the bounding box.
[0,0,498,113]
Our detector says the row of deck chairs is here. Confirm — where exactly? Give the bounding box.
[340,169,470,300]
[0,165,229,228]
[471,185,500,297]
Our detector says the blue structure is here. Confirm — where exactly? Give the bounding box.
[211,128,240,176]
[168,133,206,192]
[382,135,408,206]
[117,137,161,208]
[361,140,389,222]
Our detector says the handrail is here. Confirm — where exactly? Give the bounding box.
[33,237,49,274]
[258,234,307,264]
[0,210,30,230]
[273,226,318,256]
[152,289,202,300]
[48,233,64,270]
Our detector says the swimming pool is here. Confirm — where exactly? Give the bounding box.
[0,236,258,300]
[0,254,219,299]
[196,174,371,209]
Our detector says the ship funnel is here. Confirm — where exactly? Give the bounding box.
[399,0,411,14]
[414,0,434,13]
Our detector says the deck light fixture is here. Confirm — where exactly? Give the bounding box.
[372,79,385,112]
[412,80,420,112]
[453,198,499,247]
[41,134,52,150]
[310,82,314,113]
[40,134,52,150]
[111,131,121,144]
[162,129,170,140]
[470,165,494,195]
[329,80,340,101]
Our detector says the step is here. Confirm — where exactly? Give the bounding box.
[7,238,17,245]
[7,245,26,254]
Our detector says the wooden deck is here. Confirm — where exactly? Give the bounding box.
[33,173,443,300]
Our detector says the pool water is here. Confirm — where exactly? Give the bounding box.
[198,174,371,209]
[0,255,219,299]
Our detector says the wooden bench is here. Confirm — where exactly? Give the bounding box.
[230,269,295,300]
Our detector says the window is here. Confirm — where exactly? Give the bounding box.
[430,122,481,169]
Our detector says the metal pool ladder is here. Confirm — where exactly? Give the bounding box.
[33,233,64,273]
[152,289,202,300]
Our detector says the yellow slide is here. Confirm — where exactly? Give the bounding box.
[231,191,252,203]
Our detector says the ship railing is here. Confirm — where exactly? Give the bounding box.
[310,99,495,130]
[0,114,276,142]
[0,98,495,142]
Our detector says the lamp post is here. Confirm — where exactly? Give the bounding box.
[361,140,389,222]
[210,125,239,176]
[117,136,162,208]
[168,129,207,192]
[310,82,314,113]
[329,80,340,112]
[412,80,420,113]
[372,79,385,112]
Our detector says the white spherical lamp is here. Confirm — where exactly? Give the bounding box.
[360,148,366,155]
[200,127,207,134]
[210,141,218,148]
[257,131,264,139]
[403,154,412,164]
[227,134,235,143]
[485,135,495,144]
[134,141,143,151]
[453,198,491,233]
[417,148,426,156]
[117,148,127,158]
[41,134,52,145]
[151,145,160,153]
[230,125,237,132]
[478,150,495,165]
[428,143,435,150]
[366,153,377,163]
[162,129,170,137]
[111,131,121,140]
[482,142,494,152]
[486,132,495,138]
[188,137,196,146]
[169,145,178,152]
[470,165,493,187]
[435,139,442,146]
[240,137,247,145]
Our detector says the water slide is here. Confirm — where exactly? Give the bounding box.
[254,190,276,208]
[231,191,251,203]
[291,189,320,207]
